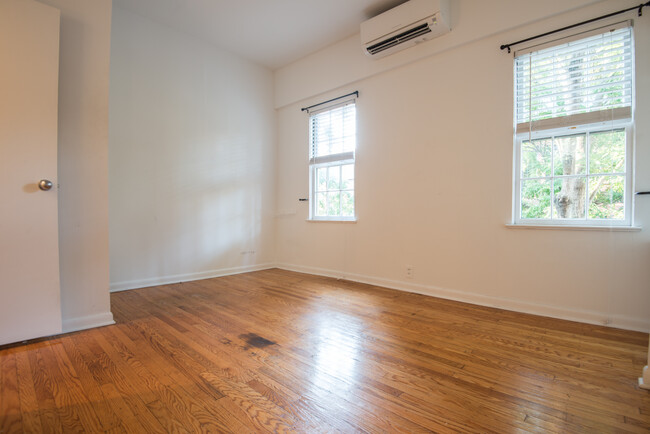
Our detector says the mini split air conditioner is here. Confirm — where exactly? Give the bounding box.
[361,0,450,58]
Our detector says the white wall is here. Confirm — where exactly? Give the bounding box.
[275,0,650,331]
[37,0,114,333]
[108,7,276,291]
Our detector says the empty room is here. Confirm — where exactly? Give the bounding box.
[2,0,650,432]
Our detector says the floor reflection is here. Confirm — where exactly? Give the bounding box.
[310,312,363,395]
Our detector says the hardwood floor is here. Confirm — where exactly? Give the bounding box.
[1,268,649,433]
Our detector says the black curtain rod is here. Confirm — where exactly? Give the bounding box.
[301,91,359,112]
[500,1,650,53]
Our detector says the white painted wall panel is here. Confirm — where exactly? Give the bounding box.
[109,7,276,290]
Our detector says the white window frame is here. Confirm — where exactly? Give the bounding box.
[308,98,357,221]
[513,120,634,227]
[512,22,635,228]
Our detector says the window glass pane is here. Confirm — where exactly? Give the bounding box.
[521,138,552,178]
[521,179,551,219]
[316,192,327,216]
[341,191,354,217]
[554,134,586,176]
[316,167,327,192]
[589,129,625,174]
[327,192,340,216]
[553,177,586,219]
[341,164,354,190]
[327,166,340,190]
[589,175,624,219]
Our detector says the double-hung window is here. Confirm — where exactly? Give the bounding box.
[308,98,357,220]
[513,24,634,226]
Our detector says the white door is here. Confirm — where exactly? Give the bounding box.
[0,0,62,345]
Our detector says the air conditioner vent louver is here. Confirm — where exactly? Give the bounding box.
[366,23,432,55]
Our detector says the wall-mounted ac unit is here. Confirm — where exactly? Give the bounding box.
[361,0,450,58]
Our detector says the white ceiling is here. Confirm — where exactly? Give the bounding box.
[112,0,408,70]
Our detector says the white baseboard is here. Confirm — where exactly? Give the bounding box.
[109,263,276,292]
[276,263,650,333]
[62,311,115,334]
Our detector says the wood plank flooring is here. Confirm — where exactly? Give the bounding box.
[1,268,649,433]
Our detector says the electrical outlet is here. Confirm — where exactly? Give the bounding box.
[406,265,413,278]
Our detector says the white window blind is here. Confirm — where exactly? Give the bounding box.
[515,25,633,133]
[309,100,356,165]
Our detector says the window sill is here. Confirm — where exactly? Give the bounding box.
[505,223,641,232]
[307,218,357,223]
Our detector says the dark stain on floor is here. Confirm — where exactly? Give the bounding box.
[239,333,276,349]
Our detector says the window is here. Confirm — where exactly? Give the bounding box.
[309,98,356,220]
[513,24,634,226]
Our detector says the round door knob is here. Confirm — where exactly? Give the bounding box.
[38,179,53,191]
